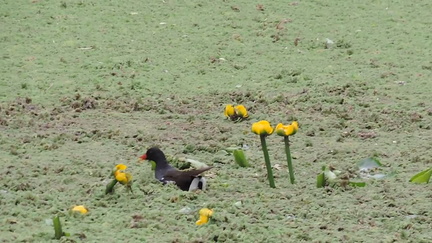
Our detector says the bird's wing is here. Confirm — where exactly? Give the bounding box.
[162,167,211,182]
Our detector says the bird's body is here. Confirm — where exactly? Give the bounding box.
[140,147,212,191]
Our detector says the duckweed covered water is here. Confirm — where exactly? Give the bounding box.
[1,1,431,242]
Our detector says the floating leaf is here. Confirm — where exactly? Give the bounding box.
[225,147,240,153]
[349,181,366,187]
[233,201,242,208]
[368,174,386,179]
[358,157,383,170]
[233,149,249,167]
[185,158,208,169]
[409,168,432,184]
[179,207,193,214]
[316,172,325,188]
[324,167,337,181]
[45,218,53,226]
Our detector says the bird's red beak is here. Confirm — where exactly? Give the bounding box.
[138,154,147,161]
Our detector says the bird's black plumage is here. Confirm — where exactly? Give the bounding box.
[140,147,212,191]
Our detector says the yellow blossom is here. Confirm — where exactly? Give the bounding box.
[275,121,299,136]
[251,120,273,136]
[115,164,127,171]
[115,171,133,185]
[113,164,127,176]
[224,104,235,118]
[234,105,248,118]
[196,208,213,226]
[72,205,88,214]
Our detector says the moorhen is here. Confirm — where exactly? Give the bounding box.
[139,147,212,191]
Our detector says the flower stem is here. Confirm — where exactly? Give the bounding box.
[260,135,275,188]
[284,136,295,184]
[105,179,118,194]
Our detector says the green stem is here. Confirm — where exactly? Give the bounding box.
[105,179,118,194]
[53,215,63,240]
[284,136,295,184]
[260,135,275,188]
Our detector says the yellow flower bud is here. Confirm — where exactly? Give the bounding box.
[115,172,132,185]
[113,164,127,176]
[275,121,299,136]
[115,164,127,171]
[224,104,235,118]
[196,208,213,226]
[251,120,273,136]
[234,105,248,118]
[72,205,88,214]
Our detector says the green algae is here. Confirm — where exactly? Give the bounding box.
[1,0,432,242]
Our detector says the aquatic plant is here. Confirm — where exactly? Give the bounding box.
[196,208,214,226]
[105,164,133,194]
[251,120,275,188]
[275,121,299,184]
[52,215,69,239]
[409,167,432,184]
[317,165,366,188]
[224,104,249,121]
[233,149,250,167]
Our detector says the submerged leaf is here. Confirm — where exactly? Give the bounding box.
[358,158,383,170]
[409,168,432,184]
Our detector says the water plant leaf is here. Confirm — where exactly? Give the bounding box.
[105,179,118,194]
[348,181,366,187]
[185,158,208,169]
[316,172,325,188]
[409,168,432,184]
[358,158,383,170]
[225,147,240,153]
[233,149,250,167]
[324,167,337,181]
[53,215,65,240]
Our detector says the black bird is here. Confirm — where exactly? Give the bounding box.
[139,147,212,191]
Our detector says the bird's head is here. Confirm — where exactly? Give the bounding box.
[138,147,165,163]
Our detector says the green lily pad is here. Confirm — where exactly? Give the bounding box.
[409,168,432,184]
[358,157,383,170]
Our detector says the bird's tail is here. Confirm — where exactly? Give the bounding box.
[189,176,207,191]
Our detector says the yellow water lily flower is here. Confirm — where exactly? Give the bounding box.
[196,208,213,226]
[115,172,133,185]
[113,164,127,175]
[115,164,127,171]
[251,120,273,136]
[224,104,235,118]
[72,205,88,214]
[234,105,248,118]
[275,121,299,136]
